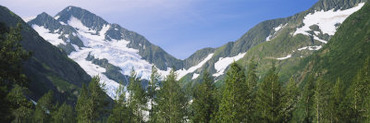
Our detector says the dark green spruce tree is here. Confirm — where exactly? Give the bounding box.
[0,23,30,122]
[281,77,299,122]
[312,77,331,123]
[245,60,258,122]
[6,85,34,122]
[298,74,315,123]
[147,66,160,123]
[255,65,284,123]
[108,81,134,123]
[34,90,55,123]
[52,102,76,123]
[191,71,216,123]
[127,69,147,122]
[76,76,109,123]
[156,68,187,123]
[216,62,249,122]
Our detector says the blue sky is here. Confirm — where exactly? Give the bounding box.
[2,0,318,59]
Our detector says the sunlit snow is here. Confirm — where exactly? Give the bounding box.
[297,45,322,51]
[32,25,66,46]
[213,53,246,77]
[176,53,214,80]
[276,54,292,60]
[294,3,365,36]
[192,73,199,80]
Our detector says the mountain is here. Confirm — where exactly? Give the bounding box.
[297,2,370,84]
[183,0,367,84]
[27,0,367,96]
[0,6,91,104]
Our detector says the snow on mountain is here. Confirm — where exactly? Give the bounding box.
[213,52,246,77]
[22,16,36,22]
[294,3,365,36]
[276,54,292,60]
[176,53,214,80]
[266,23,287,42]
[192,73,200,80]
[297,45,322,51]
[32,25,66,46]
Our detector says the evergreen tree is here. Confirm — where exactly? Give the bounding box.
[313,78,331,123]
[299,74,315,123]
[0,23,30,122]
[156,68,187,123]
[76,76,108,123]
[34,90,54,123]
[329,78,345,122]
[281,77,299,122]
[6,85,34,123]
[346,58,370,122]
[255,65,284,123]
[127,69,147,122]
[245,60,258,121]
[108,82,134,123]
[52,102,76,123]
[191,71,216,123]
[147,66,160,123]
[216,62,248,122]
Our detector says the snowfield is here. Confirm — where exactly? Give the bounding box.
[176,53,214,80]
[32,25,66,46]
[294,3,365,36]
[276,54,292,60]
[213,53,246,77]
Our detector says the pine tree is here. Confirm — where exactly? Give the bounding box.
[346,58,370,122]
[52,102,76,123]
[299,74,315,123]
[76,76,108,123]
[191,71,216,123]
[34,90,54,123]
[216,62,248,122]
[127,69,147,122]
[313,77,331,123]
[6,85,34,123]
[255,65,284,123]
[148,66,160,123]
[281,77,299,122]
[108,82,134,123]
[245,60,258,122]
[156,68,187,123]
[329,78,345,122]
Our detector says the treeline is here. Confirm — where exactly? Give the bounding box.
[1,22,369,123]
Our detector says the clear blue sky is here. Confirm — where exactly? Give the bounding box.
[2,0,318,59]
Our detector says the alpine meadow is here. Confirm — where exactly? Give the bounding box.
[0,0,369,123]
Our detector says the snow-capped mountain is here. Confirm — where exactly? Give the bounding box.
[27,0,367,98]
[28,6,215,98]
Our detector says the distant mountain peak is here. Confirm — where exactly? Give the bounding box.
[55,5,108,31]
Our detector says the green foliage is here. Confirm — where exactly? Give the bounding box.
[6,85,34,123]
[127,69,147,122]
[156,68,187,123]
[148,66,160,123]
[216,62,249,122]
[76,76,109,123]
[255,65,284,122]
[281,77,299,122]
[34,90,55,123]
[52,102,76,123]
[191,71,216,123]
[312,78,331,123]
[0,23,30,86]
[108,82,134,123]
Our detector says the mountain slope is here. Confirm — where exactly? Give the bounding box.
[298,2,370,84]
[184,0,367,84]
[0,6,91,103]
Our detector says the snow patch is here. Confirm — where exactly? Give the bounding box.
[294,3,365,36]
[213,53,246,77]
[297,45,322,51]
[313,36,328,44]
[32,25,66,46]
[68,16,96,34]
[276,54,292,60]
[54,15,60,20]
[192,73,199,80]
[176,53,214,80]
